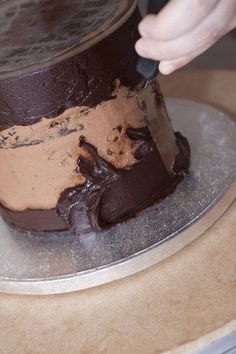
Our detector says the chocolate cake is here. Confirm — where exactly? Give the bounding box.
[0,0,190,235]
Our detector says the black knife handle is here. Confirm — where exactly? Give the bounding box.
[136,0,168,80]
[136,58,159,81]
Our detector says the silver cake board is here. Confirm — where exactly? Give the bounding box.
[0,98,235,295]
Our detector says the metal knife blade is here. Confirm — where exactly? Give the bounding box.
[136,81,177,173]
[136,0,175,173]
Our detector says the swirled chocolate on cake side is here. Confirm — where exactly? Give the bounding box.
[0,2,190,235]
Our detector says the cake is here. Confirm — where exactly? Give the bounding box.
[0,0,190,235]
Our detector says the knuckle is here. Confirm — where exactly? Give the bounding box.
[196,0,218,18]
[195,27,220,45]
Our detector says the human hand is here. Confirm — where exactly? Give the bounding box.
[135,0,236,74]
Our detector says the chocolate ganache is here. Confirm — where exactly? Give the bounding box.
[0,1,141,130]
[58,129,190,235]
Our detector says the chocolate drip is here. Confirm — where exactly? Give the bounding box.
[57,139,120,234]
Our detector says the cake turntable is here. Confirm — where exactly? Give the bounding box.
[0,98,235,295]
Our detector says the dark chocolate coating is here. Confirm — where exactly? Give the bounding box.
[0,0,121,72]
[0,132,190,233]
[0,8,142,131]
[58,139,120,235]
[0,206,67,232]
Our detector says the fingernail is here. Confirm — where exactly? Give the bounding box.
[135,41,146,57]
[159,62,175,75]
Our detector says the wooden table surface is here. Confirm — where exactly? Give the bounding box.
[0,70,235,354]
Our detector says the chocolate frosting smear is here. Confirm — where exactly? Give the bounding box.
[57,129,190,235]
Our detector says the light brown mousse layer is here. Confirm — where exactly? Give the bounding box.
[0,84,176,211]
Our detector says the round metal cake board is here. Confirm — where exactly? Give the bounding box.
[0,98,235,295]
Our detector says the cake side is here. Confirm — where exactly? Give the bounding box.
[0,82,190,233]
[0,6,190,234]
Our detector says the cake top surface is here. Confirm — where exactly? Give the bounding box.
[0,0,136,77]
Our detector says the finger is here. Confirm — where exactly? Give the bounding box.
[139,0,220,41]
[230,12,236,30]
[159,22,236,75]
[159,56,195,75]
[136,0,236,61]
[136,31,217,62]
[159,48,207,75]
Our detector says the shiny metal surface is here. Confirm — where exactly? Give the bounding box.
[194,332,236,354]
[137,81,177,172]
[0,98,235,295]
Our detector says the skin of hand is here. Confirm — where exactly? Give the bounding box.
[135,0,236,74]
